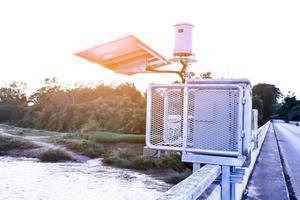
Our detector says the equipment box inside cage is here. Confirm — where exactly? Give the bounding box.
[146,79,252,166]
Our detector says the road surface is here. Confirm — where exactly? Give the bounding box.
[273,122,300,199]
[244,123,289,200]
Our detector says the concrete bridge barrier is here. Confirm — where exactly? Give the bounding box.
[157,165,221,200]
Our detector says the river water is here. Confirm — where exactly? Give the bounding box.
[0,156,171,200]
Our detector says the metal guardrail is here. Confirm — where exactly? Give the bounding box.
[157,121,271,200]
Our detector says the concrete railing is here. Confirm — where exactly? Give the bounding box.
[157,121,271,200]
[234,121,271,200]
[157,165,221,200]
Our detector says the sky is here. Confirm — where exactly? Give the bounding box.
[0,0,300,97]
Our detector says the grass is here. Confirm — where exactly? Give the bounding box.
[54,138,104,158]
[62,131,145,144]
[38,148,72,162]
[103,149,187,171]
[5,124,145,145]
[163,170,191,184]
[52,131,144,159]
[91,132,145,144]
[102,148,191,183]
[0,136,38,152]
[3,124,144,160]
[6,126,61,137]
[1,125,190,183]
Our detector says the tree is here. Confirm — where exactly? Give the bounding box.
[252,95,264,125]
[28,77,60,104]
[0,82,27,121]
[200,71,212,79]
[288,105,300,121]
[279,96,296,119]
[16,79,147,134]
[252,83,281,122]
[190,71,212,79]
[278,93,300,121]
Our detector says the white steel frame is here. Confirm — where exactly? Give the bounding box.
[146,83,245,158]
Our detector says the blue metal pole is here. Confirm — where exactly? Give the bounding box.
[193,163,201,173]
[222,165,231,200]
[231,167,236,200]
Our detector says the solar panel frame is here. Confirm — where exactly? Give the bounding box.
[74,34,170,75]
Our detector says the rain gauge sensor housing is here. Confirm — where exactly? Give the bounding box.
[74,23,255,167]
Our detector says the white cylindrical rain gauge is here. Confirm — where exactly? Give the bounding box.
[173,23,193,57]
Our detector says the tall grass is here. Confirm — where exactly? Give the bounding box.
[102,148,187,171]
[6,126,61,137]
[163,170,191,184]
[54,138,103,158]
[102,148,191,184]
[38,148,72,162]
[62,131,145,144]
[52,131,144,158]
[0,136,38,152]
[91,132,145,144]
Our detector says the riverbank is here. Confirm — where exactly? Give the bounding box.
[0,124,145,159]
[0,124,90,161]
[0,135,39,157]
[0,124,191,184]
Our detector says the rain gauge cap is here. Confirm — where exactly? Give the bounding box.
[173,23,193,57]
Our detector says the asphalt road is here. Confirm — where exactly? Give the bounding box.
[244,123,289,200]
[273,122,300,199]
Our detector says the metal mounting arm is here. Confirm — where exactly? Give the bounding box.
[146,59,190,83]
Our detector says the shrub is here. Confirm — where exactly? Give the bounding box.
[38,148,72,162]
[103,148,187,172]
[61,132,145,144]
[163,170,191,184]
[102,148,191,184]
[157,154,187,172]
[91,132,145,144]
[0,136,38,152]
[102,148,137,168]
[55,138,103,158]
[132,156,156,170]
[81,120,98,133]
[17,130,25,135]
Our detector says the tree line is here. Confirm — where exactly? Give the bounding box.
[0,78,299,134]
[253,83,300,125]
[0,78,146,134]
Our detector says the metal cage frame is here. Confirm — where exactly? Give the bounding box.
[146,83,247,158]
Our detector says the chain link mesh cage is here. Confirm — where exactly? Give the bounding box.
[146,84,243,156]
[149,86,184,149]
[186,87,240,154]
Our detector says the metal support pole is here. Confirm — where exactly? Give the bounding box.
[193,163,201,173]
[230,167,236,200]
[222,165,231,200]
[156,150,161,158]
[182,84,189,155]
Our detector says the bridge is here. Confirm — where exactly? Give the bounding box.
[72,27,299,200]
[158,121,300,200]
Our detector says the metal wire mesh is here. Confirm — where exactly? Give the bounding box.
[187,88,240,152]
[148,84,241,154]
[150,87,183,147]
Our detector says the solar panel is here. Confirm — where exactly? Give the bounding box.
[74,35,170,75]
